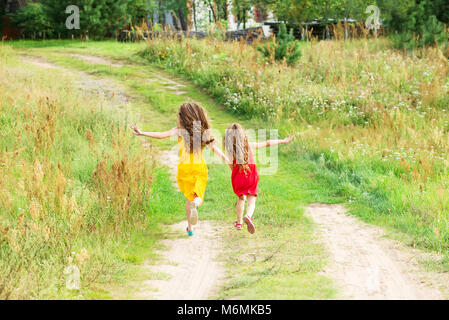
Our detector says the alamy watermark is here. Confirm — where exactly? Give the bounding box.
[66,5,80,30]
[64,256,81,290]
[167,123,281,175]
[365,5,381,34]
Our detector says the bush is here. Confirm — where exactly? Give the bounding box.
[140,37,449,255]
[257,23,302,66]
[391,15,449,55]
[0,46,155,299]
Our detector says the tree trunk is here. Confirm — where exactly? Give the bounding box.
[177,7,188,30]
[344,0,349,40]
[323,1,329,39]
[193,0,197,31]
[186,0,193,31]
[207,0,216,22]
[243,10,246,29]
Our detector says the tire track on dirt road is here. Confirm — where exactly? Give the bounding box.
[307,204,447,299]
[69,53,449,300]
[20,52,448,300]
[20,53,226,300]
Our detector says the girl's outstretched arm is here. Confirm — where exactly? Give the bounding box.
[130,125,178,139]
[208,144,233,169]
[250,135,294,149]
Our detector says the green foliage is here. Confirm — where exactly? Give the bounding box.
[10,0,190,38]
[140,36,449,257]
[11,3,53,39]
[127,0,152,24]
[391,15,449,53]
[433,0,449,25]
[379,0,448,33]
[33,0,132,38]
[261,0,373,24]
[232,0,256,28]
[257,23,302,65]
[268,0,311,24]
[0,45,160,299]
[422,15,449,47]
[376,0,411,33]
[0,1,5,35]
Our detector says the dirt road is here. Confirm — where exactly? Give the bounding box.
[19,52,447,300]
[307,203,446,299]
[138,221,225,300]
[20,53,226,300]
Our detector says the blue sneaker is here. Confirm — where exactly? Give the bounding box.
[186,227,194,237]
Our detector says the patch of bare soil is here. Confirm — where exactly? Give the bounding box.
[136,146,226,300]
[138,221,226,300]
[66,53,187,95]
[20,55,130,107]
[70,53,124,67]
[22,52,226,300]
[307,203,447,300]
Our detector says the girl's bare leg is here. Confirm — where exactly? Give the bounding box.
[243,195,256,234]
[193,195,203,208]
[246,195,257,219]
[186,200,193,231]
[190,194,202,226]
[236,195,245,225]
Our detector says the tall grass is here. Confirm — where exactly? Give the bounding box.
[0,45,155,299]
[140,36,449,254]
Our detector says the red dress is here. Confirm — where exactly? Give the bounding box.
[231,148,259,197]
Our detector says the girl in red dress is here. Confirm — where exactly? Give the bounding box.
[224,123,294,234]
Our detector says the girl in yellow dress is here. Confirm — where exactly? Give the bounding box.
[130,102,228,236]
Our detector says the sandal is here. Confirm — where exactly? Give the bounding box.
[186,227,194,237]
[243,215,255,234]
[233,221,243,231]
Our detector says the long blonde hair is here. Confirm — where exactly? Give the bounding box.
[225,123,250,173]
[177,102,214,153]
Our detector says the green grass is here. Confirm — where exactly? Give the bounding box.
[38,37,449,277]
[0,44,186,299]
[16,37,449,298]
[133,37,449,260]
[7,40,147,59]
[206,158,337,299]
[8,40,338,299]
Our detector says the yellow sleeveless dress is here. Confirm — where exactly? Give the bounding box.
[176,136,208,201]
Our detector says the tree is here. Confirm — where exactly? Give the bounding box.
[258,22,302,65]
[377,0,445,33]
[377,0,416,33]
[147,0,189,30]
[11,2,52,39]
[265,0,312,24]
[208,0,230,22]
[305,0,344,38]
[433,0,449,25]
[101,0,131,37]
[40,0,130,38]
[232,0,253,29]
[0,1,6,37]
[175,0,189,30]
[128,0,153,24]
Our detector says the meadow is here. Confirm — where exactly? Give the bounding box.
[3,32,449,299]
[0,44,183,299]
[139,35,449,258]
[1,40,338,299]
